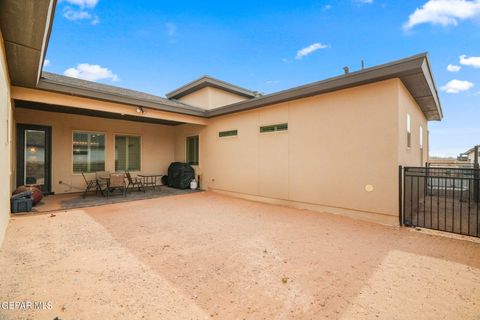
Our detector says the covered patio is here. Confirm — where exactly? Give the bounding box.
[11,74,207,202]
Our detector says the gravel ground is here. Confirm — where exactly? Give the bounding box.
[0,191,479,319]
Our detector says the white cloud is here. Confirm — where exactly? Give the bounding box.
[441,79,474,93]
[62,0,99,25]
[165,23,177,37]
[44,59,51,67]
[404,0,480,30]
[63,7,92,20]
[64,0,98,8]
[91,15,100,25]
[459,54,480,68]
[356,0,374,4]
[446,64,461,72]
[295,43,330,59]
[64,63,119,82]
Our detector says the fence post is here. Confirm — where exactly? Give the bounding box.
[475,146,479,203]
[399,165,403,226]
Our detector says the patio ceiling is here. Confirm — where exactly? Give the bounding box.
[14,100,185,126]
[0,0,56,87]
[11,86,209,126]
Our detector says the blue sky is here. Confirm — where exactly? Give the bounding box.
[45,0,480,157]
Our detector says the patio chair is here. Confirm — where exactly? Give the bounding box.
[125,171,145,193]
[95,171,110,179]
[94,171,110,197]
[81,172,97,198]
[107,173,127,198]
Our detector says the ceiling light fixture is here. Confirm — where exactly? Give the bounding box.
[136,106,145,114]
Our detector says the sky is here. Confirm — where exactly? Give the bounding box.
[44,0,480,157]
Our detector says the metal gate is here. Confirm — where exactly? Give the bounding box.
[400,166,480,237]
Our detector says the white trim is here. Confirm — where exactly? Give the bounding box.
[71,130,106,174]
[113,133,142,172]
[185,135,200,166]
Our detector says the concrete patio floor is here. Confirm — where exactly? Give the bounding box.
[30,186,201,213]
[0,192,479,319]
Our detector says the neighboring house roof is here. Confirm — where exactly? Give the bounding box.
[166,75,259,99]
[462,146,479,156]
[0,0,56,87]
[38,72,206,116]
[205,53,443,121]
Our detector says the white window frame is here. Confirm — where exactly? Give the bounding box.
[186,135,199,166]
[72,130,106,174]
[114,134,142,172]
[406,113,411,149]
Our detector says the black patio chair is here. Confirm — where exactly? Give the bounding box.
[125,171,145,193]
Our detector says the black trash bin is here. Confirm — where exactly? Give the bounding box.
[167,162,195,189]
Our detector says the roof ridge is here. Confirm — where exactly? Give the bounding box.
[165,75,258,99]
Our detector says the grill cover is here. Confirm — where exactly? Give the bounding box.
[167,162,195,189]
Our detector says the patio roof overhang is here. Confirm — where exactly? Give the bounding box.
[0,0,56,87]
[11,86,209,126]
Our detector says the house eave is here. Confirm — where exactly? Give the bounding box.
[0,0,56,87]
[206,53,443,121]
[36,76,208,117]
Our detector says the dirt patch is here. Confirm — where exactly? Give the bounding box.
[1,191,479,319]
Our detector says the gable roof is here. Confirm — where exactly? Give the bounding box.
[38,72,206,116]
[166,75,259,100]
[462,146,479,156]
[205,53,443,121]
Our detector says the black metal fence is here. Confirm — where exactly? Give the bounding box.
[401,166,480,237]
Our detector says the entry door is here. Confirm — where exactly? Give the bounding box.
[16,124,52,194]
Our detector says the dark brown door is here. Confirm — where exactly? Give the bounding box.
[16,124,52,194]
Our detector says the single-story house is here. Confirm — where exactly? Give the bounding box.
[0,0,443,244]
[459,146,479,164]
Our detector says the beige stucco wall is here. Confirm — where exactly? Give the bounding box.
[15,109,177,194]
[398,81,428,167]
[178,86,249,110]
[0,30,14,245]
[174,79,428,225]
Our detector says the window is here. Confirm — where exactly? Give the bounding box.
[406,113,411,148]
[73,132,105,173]
[419,126,423,149]
[419,126,424,165]
[219,130,238,137]
[115,135,141,171]
[260,123,288,133]
[186,135,199,165]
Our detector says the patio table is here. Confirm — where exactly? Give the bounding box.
[138,174,163,190]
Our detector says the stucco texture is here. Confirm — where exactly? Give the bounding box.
[174,79,427,225]
[0,30,13,245]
